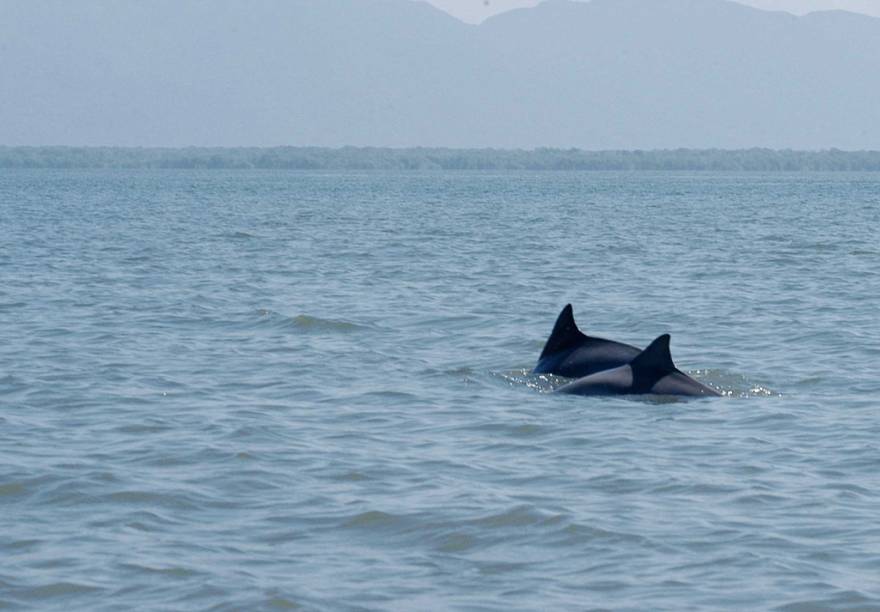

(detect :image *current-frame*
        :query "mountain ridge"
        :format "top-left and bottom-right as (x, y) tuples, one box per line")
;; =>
(1, 0), (878, 148)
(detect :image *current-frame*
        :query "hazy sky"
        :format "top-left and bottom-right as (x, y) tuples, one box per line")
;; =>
(425, 0), (880, 23)
(3, 0), (878, 148)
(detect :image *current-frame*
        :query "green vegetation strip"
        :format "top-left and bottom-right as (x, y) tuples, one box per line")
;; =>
(2, 147), (880, 171)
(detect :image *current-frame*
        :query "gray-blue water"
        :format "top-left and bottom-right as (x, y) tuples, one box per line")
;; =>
(1, 170), (879, 611)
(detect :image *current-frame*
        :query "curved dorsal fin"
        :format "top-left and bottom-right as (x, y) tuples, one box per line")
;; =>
(630, 334), (676, 373)
(539, 304), (589, 359)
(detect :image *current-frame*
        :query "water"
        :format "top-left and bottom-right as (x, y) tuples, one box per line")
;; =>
(1, 170), (879, 611)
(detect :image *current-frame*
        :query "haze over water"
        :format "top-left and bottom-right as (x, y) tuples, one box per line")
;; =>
(2, 169), (879, 610)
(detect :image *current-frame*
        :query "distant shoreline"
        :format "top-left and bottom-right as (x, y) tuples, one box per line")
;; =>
(2, 146), (880, 171)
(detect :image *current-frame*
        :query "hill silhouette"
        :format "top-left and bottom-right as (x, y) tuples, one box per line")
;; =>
(1, 0), (878, 149)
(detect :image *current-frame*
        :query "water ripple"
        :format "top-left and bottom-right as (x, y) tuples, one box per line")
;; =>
(2, 170), (879, 610)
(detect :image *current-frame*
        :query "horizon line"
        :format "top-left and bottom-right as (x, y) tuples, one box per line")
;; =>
(3, 145), (879, 153)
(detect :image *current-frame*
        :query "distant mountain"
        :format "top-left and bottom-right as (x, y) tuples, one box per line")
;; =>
(1, 0), (878, 149)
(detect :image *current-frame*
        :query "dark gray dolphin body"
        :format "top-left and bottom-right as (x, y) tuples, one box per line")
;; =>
(556, 334), (721, 398)
(533, 304), (641, 378)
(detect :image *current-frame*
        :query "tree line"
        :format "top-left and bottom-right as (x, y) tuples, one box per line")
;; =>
(2, 146), (880, 171)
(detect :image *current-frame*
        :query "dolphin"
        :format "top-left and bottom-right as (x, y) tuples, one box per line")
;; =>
(556, 334), (721, 398)
(533, 304), (642, 379)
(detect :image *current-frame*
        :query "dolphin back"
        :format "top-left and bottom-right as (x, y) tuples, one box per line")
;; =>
(533, 305), (641, 378)
(556, 334), (721, 398)
(537, 304), (587, 361)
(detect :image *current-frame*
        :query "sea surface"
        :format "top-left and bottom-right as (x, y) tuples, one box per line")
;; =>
(1, 170), (879, 611)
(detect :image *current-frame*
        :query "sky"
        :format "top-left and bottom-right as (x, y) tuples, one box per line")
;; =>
(424, 0), (880, 23)
(2, 0), (878, 148)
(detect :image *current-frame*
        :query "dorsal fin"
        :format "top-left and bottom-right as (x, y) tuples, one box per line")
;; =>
(539, 304), (589, 359)
(630, 334), (676, 373)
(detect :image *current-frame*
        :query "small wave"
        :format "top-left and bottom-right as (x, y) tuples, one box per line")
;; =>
(688, 369), (779, 398)
(434, 533), (478, 554)
(17, 582), (102, 599)
(220, 231), (258, 240)
(254, 310), (368, 333)
(444, 366), (475, 377)
(329, 470), (371, 483)
(731, 492), (790, 506)
(493, 368), (569, 393)
(776, 590), (877, 611)
(342, 510), (406, 530)
(470, 505), (566, 530)
(549, 523), (650, 548)
(474, 560), (533, 576)
(117, 563), (201, 579)
(264, 597), (301, 610)
(102, 490), (202, 511)
(0, 482), (26, 498)
(468, 421), (549, 439)
(291, 313), (367, 332)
